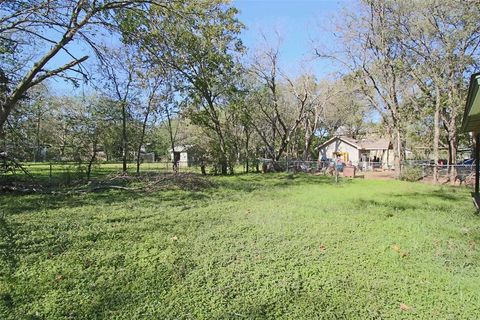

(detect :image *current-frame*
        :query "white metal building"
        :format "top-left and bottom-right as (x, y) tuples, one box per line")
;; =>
(169, 145), (190, 167)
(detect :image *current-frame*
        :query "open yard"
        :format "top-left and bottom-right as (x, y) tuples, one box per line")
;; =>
(1, 174), (480, 319)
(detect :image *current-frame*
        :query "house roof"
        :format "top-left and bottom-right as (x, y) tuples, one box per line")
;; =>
(462, 72), (480, 132)
(317, 136), (391, 151)
(168, 145), (191, 152)
(317, 136), (360, 150)
(357, 138), (391, 150)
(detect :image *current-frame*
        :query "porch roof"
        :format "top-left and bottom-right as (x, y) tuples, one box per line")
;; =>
(462, 72), (480, 132)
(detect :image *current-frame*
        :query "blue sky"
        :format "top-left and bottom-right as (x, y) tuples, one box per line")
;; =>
(234, 0), (347, 78)
(51, 0), (348, 94)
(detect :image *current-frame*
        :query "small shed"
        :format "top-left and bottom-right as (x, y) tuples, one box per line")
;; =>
(169, 145), (190, 168)
(317, 136), (394, 169)
(461, 72), (480, 209)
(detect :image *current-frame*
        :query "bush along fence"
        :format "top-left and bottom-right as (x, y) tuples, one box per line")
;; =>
(401, 161), (475, 184)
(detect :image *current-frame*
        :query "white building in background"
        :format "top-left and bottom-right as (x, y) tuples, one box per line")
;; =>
(169, 145), (190, 167)
(317, 136), (394, 169)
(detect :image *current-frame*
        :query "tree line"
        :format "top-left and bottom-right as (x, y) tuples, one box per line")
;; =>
(1, 0), (479, 180)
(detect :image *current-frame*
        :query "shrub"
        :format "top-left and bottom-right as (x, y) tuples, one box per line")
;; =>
(400, 166), (424, 181)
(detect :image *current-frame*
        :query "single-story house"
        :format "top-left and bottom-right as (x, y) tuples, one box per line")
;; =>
(169, 145), (190, 167)
(461, 72), (480, 209)
(317, 136), (394, 169)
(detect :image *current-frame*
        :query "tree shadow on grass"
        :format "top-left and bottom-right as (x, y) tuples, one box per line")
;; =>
(0, 216), (19, 313)
(390, 188), (465, 201)
(0, 173), (340, 216)
(215, 173), (347, 193)
(0, 217), (203, 319)
(354, 187), (473, 214)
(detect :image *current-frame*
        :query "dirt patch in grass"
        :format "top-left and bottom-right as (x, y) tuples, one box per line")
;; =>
(363, 170), (396, 180)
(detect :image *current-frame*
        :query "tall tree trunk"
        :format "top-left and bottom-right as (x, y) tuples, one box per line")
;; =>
(245, 128), (250, 173)
(446, 84), (459, 185)
(204, 95), (228, 175)
(121, 102), (128, 173)
(448, 135), (457, 184)
(136, 106), (151, 174)
(87, 137), (98, 182)
(433, 85), (441, 184)
(165, 106), (177, 173)
(303, 119), (310, 160)
(0, 128), (5, 152)
(200, 160), (206, 175)
(393, 126), (404, 178)
(35, 109), (41, 162)
(213, 121), (228, 175)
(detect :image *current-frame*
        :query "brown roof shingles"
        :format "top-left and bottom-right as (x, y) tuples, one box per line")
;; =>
(358, 138), (391, 150)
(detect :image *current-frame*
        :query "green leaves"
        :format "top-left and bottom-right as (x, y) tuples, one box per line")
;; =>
(115, 0), (245, 171)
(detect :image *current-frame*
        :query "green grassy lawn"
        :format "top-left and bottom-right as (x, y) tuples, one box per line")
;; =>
(2, 162), (201, 186)
(1, 174), (480, 319)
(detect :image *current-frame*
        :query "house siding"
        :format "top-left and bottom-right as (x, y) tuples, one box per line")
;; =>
(318, 137), (394, 168)
(318, 139), (360, 163)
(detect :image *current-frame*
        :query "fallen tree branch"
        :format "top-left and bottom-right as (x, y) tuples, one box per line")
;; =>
(89, 185), (139, 192)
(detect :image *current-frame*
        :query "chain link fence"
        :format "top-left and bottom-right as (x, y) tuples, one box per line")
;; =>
(2, 157), (477, 189)
(0, 160), (203, 188)
(402, 161), (475, 184)
(260, 159), (392, 174)
(260, 158), (476, 184)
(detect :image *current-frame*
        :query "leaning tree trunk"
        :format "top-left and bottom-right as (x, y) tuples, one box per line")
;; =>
(165, 106), (177, 174)
(87, 134), (98, 181)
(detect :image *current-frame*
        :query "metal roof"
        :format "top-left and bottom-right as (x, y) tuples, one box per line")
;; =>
(462, 72), (480, 132)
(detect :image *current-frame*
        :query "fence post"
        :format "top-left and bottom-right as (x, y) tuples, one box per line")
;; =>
(49, 163), (52, 185)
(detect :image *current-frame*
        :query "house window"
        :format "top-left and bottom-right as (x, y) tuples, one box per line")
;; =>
(333, 151), (349, 162)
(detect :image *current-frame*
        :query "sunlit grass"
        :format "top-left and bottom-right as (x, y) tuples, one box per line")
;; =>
(1, 174), (479, 319)
(2, 162), (202, 186)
